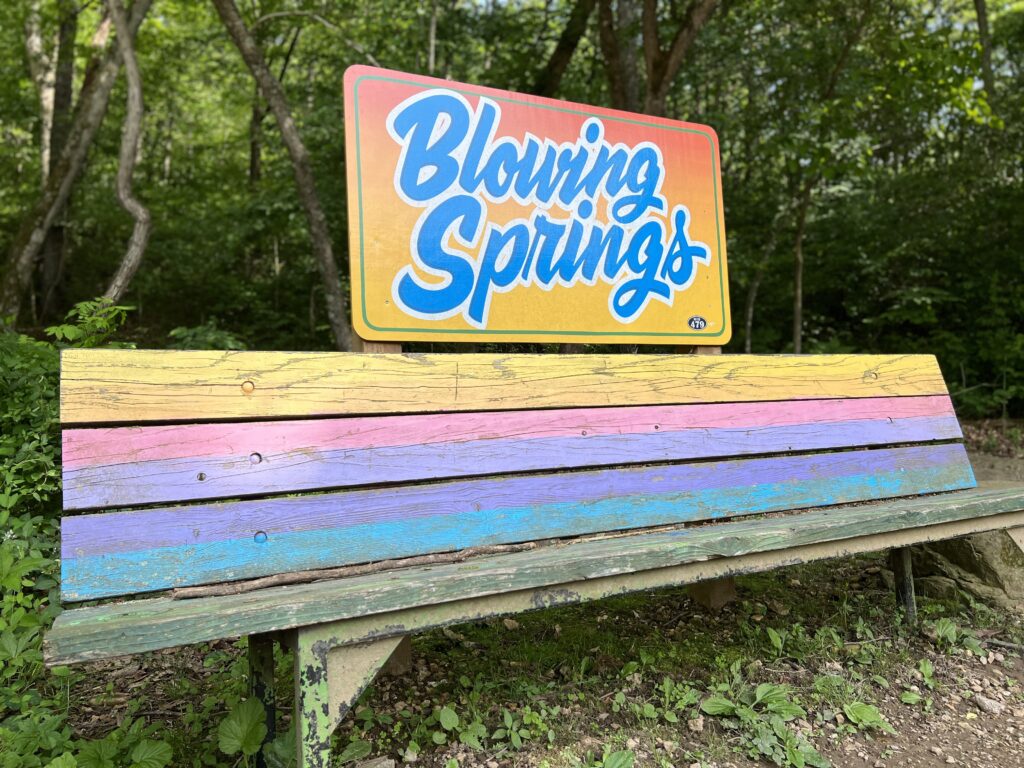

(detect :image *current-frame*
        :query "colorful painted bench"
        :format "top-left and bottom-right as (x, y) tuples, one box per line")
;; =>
(47, 348), (1024, 767)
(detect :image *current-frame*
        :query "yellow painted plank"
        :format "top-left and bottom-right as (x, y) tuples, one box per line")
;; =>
(59, 350), (949, 424)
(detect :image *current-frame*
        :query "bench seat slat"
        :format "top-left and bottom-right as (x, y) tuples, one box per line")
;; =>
(59, 351), (948, 424)
(46, 484), (1024, 665)
(63, 395), (962, 510)
(61, 443), (975, 601)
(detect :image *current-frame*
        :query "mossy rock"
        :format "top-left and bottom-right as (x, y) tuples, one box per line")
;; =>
(912, 532), (1024, 612)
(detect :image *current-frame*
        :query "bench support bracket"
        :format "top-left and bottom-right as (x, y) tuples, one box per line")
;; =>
(890, 547), (917, 624)
(293, 625), (405, 768)
(249, 633), (277, 768)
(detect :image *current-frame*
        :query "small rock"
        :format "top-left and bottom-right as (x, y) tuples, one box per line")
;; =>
(930, 746), (943, 755)
(688, 715), (705, 733)
(502, 618), (520, 630)
(974, 694), (1005, 716)
(945, 758), (956, 765)
(356, 759), (395, 768)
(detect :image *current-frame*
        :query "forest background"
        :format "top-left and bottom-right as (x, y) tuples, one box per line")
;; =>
(1, 1), (1023, 765)
(2, 0), (1022, 416)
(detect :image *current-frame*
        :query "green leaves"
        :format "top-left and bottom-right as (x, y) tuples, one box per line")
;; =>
(43, 756), (78, 768)
(918, 658), (935, 689)
(767, 627), (785, 655)
(129, 740), (173, 768)
(842, 702), (895, 734)
(700, 695), (737, 716)
(438, 705), (459, 731)
(76, 739), (118, 768)
(602, 751), (635, 768)
(218, 698), (268, 757)
(932, 618), (958, 646)
(338, 740), (372, 763)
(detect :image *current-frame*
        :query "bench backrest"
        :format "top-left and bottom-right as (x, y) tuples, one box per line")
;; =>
(59, 350), (974, 602)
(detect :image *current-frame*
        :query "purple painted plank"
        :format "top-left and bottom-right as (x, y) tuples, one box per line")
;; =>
(62, 395), (961, 509)
(62, 443), (973, 560)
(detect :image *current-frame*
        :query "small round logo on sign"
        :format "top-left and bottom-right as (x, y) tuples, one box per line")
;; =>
(688, 315), (707, 330)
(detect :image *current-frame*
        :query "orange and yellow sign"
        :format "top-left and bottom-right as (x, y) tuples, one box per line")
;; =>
(344, 66), (730, 345)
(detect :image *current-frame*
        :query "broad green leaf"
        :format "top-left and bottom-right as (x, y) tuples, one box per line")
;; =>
(933, 618), (957, 644)
(129, 741), (173, 768)
(218, 698), (268, 757)
(701, 695), (737, 716)
(338, 740), (372, 763)
(603, 750), (635, 768)
(44, 756), (77, 768)
(130, 740), (173, 768)
(439, 705), (459, 731)
(77, 740), (118, 768)
(843, 702), (896, 734)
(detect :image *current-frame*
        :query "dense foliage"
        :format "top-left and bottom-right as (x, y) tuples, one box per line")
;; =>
(0, 0), (1020, 414)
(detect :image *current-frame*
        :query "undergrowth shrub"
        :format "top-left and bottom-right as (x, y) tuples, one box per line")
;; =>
(0, 301), (179, 767)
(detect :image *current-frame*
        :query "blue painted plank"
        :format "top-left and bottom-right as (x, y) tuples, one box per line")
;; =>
(61, 444), (975, 600)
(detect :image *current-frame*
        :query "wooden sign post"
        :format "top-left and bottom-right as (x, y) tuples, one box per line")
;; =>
(344, 66), (731, 346)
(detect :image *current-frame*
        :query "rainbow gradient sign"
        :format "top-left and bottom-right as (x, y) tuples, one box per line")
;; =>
(344, 66), (730, 344)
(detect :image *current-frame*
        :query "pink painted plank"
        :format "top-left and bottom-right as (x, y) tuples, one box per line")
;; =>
(63, 395), (954, 468)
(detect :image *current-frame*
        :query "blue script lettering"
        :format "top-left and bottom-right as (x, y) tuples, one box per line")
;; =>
(385, 89), (712, 327)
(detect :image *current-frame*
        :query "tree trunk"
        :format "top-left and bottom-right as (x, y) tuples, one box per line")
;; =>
(211, 0), (353, 352)
(641, 0), (720, 117)
(103, 0), (152, 302)
(973, 0), (995, 97)
(791, 182), (813, 354)
(0, 0), (152, 322)
(427, 0), (438, 75)
(40, 0), (79, 318)
(742, 203), (790, 353)
(532, 0), (597, 97)
(249, 91), (264, 185)
(24, 0), (55, 187)
(597, 0), (643, 112)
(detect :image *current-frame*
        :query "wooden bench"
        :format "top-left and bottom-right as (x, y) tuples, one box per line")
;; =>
(48, 348), (1024, 767)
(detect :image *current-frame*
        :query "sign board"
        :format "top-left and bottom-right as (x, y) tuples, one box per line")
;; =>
(344, 65), (730, 345)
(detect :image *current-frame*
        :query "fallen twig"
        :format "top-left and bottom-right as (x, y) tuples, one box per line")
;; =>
(982, 638), (1024, 652)
(171, 541), (542, 599)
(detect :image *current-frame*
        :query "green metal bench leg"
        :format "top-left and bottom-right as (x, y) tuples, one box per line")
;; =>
(249, 633), (277, 768)
(293, 625), (404, 768)
(890, 547), (917, 624)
